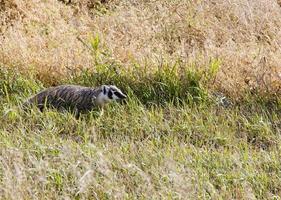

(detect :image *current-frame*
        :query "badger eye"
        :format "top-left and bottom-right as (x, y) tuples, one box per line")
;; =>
(103, 86), (106, 94)
(114, 91), (123, 99)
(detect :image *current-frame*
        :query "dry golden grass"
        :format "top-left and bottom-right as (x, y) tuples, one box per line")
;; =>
(0, 0), (280, 97)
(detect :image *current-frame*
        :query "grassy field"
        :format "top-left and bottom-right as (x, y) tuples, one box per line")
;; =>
(0, 63), (280, 199)
(0, 0), (281, 199)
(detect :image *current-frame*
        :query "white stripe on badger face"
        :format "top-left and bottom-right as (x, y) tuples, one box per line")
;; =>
(96, 85), (126, 105)
(109, 85), (126, 100)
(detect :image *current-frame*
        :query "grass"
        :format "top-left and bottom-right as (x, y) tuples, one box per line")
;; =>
(0, 0), (280, 96)
(0, 65), (280, 199)
(0, 0), (281, 199)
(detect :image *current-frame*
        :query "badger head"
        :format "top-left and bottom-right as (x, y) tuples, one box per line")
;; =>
(96, 85), (126, 105)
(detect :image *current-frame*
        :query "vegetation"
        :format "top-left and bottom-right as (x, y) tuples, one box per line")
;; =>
(0, 0), (280, 199)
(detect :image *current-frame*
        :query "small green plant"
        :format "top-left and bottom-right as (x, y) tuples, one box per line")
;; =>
(208, 58), (221, 79)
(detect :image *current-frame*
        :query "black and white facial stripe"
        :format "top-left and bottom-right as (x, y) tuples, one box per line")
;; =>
(115, 90), (126, 99)
(103, 85), (126, 100)
(108, 90), (113, 99)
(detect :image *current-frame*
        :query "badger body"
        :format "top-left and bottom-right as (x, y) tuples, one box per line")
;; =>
(23, 84), (126, 114)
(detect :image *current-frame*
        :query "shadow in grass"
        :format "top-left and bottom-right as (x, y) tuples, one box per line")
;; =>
(68, 61), (210, 107)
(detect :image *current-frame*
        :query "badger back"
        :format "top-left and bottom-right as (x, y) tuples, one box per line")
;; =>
(22, 86), (57, 110)
(71, 86), (103, 112)
(23, 85), (99, 112)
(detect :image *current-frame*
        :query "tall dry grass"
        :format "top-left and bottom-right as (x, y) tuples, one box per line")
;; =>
(0, 0), (280, 98)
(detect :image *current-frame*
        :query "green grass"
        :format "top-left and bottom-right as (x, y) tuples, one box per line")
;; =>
(0, 65), (280, 199)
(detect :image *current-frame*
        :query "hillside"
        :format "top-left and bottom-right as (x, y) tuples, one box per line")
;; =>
(0, 0), (280, 199)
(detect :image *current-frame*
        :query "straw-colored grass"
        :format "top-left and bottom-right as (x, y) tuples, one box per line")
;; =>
(0, 0), (280, 97)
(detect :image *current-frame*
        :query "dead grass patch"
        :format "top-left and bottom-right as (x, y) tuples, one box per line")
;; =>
(0, 0), (280, 98)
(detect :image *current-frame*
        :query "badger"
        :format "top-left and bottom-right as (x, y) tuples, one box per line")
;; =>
(22, 84), (126, 115)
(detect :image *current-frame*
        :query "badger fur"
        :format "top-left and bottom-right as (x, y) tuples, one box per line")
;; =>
(22, 84), (126, 115)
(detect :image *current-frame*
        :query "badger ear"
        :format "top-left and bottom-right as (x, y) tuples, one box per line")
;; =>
(103, 85), (107, 94)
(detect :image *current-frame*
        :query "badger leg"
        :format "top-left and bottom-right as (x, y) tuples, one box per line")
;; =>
(73, 107), (81, 119)
(37, 103), (46, 112)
